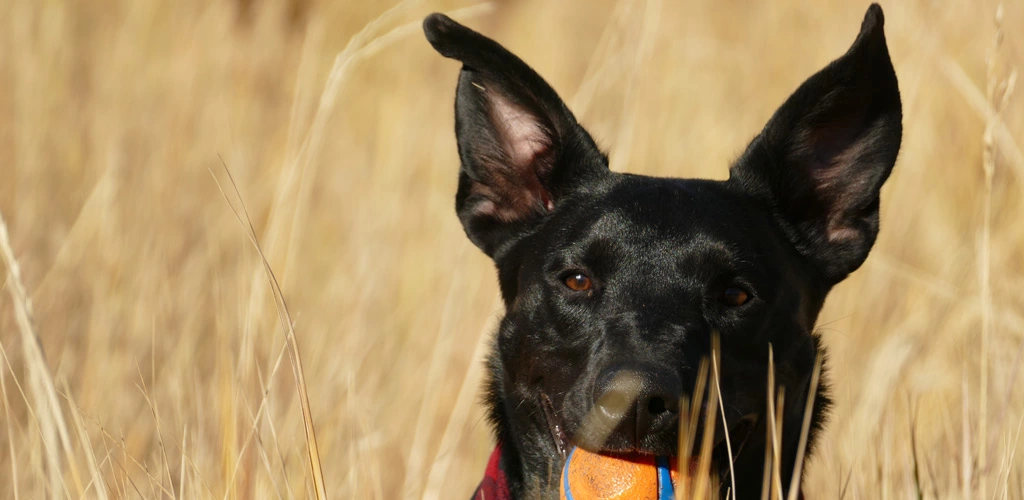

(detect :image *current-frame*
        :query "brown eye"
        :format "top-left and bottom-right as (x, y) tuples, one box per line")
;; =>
(721, 286), (750, 307)
(564, 273), (592, 292)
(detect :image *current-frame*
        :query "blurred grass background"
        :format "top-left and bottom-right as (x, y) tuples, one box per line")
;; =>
(1, 0), (1023, 497)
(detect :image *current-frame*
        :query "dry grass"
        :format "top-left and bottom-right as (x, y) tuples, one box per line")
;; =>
(1, 0), (1023, 497)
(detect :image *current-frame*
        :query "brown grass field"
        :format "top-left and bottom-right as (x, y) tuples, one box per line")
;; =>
(1, 0), (1023, 498)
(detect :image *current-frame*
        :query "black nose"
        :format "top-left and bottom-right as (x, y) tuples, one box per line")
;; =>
(593, 364), (681, 447)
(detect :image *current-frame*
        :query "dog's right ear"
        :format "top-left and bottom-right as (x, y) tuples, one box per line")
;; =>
(424, 14), (608, 258)
(729, 4), (902, 285)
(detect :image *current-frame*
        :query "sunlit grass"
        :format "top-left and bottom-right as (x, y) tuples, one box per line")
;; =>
(0, 0), (1022, 497)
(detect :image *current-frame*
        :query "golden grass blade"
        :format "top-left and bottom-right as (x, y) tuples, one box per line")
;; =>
(0, 209), (84, 499)
(237, 390), (287, 500)
(760, 348), (774, 500)
(58, 392), (176, 498)
(770, 389), (785, 500)
(710, 334), (737, 500)
(133, 362), (175, 498)
(692, 353), (720, 500)
(763, 345), (782, 500)
(687, 359), (710, 463)
(961, 372), (973, 500)
(253, 347), (297, 499)
(1, 350), (20, 500)
(979, 6), (1017, 497)
(977, 7), (998, 497)
(677, 392), (692, 500)
(785, 354), (822, 500)
(677, 358), (708, 500)
(906, 397), (927, 499)
(179, 425), (187, 500)
(997, 412), (1024, 499)
(209, 162), (327, 500)
(226, 323), (291, 496)
(933, 47), (1024, 193)
(60, 378), (110, 500)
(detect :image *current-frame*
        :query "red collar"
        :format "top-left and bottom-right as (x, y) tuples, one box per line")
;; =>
(472, 444), (511, 500)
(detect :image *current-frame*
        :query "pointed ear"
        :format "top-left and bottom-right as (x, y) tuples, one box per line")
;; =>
(424, 13), (609, 257)
(729, 4), (902, 284)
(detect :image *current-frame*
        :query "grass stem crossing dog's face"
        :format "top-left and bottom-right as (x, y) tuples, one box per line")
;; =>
(424, 4), (901, 498)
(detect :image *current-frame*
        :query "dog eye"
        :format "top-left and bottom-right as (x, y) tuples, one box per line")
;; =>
(720, 286), (750, 307)
(563, 272), (592, 292)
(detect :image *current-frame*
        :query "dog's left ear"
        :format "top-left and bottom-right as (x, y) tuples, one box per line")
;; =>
(729, 3), (902, 285)
(424, 13), (609, 258)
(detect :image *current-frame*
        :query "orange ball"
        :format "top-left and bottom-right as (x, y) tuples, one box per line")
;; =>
(559, 447), (676, 500)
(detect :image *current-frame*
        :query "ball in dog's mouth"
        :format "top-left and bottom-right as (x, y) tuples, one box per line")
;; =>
(559, 446), (679, 500)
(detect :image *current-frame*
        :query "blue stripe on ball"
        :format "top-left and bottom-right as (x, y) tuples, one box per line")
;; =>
(656, 455), (674, 500)
(562, 447), (577, 500)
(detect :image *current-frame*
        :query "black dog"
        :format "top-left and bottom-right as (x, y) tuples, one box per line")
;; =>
(423, 4), (900, 499)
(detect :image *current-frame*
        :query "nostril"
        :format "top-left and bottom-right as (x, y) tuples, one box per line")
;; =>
(647, 397), (666, 415)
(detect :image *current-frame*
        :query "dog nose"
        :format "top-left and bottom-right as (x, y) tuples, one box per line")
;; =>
(593, 364), (681, 446)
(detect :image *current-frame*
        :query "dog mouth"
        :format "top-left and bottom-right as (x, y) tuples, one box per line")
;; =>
(540, 392), (760, 465)
(688, 410), (760, 459)
(540, 394), (570, 460)
(724, 413), (760, 459)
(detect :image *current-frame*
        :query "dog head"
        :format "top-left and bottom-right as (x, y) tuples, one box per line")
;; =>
(425, 4), (900, 497)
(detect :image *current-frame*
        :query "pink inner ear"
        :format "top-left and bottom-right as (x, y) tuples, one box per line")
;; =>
(489, 92), (552, 171)
(805, 124), (886, 245)
(464, 89), (556, 220)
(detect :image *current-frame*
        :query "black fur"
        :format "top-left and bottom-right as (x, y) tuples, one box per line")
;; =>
(424, 5), (900, 498)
